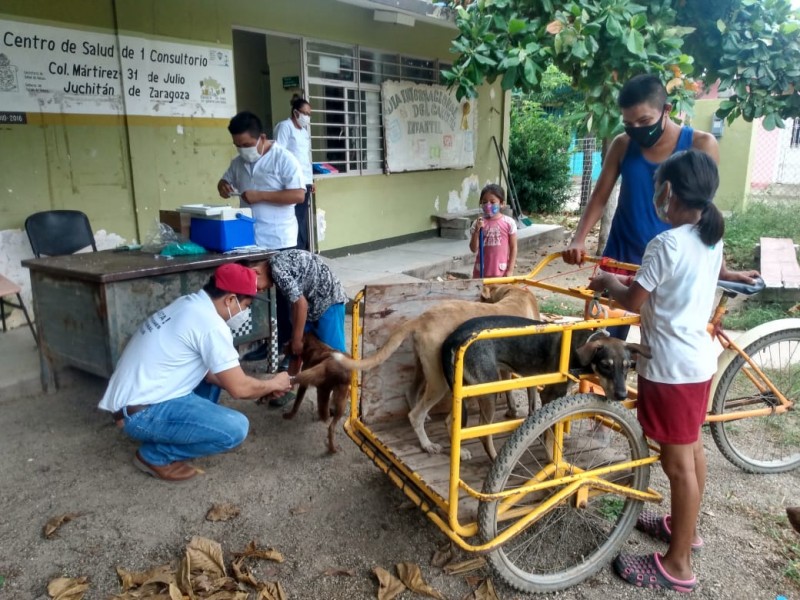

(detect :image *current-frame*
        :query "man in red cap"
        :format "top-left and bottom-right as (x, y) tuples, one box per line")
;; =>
(98, 263), (292, 482)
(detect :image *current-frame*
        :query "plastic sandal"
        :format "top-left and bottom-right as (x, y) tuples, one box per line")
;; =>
(614, 552), (697, 593)
(636, 510), (704, 551)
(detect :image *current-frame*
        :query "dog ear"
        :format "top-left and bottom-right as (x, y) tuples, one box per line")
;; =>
(575, 340), (600, 366)
(480, 285), (499, 302)
(625, 342), (652, 359)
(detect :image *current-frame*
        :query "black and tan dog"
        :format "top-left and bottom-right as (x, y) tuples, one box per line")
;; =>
(441, 315), (651, 460)
(333, 284), (540, 456)
(280, 333), (351, 454)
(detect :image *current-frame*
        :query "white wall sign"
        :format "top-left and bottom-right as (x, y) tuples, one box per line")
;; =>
(0, 17), (235, 118)
(382, 80), (476, 173)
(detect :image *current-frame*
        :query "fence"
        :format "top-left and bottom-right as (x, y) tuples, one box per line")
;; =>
(749, 117), (800, 200)
(565, 137), (602, 213)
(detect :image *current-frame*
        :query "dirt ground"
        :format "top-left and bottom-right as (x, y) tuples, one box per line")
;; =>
(1, 238), (798, 600)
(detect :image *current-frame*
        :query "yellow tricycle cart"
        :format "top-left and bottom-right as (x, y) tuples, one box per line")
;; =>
(343, 253), (799, 594)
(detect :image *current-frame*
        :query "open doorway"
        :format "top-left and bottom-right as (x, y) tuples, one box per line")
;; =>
(232, 29), (303, 136)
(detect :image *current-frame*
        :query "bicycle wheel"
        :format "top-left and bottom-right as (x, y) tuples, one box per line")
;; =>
(710, 328), (800, 474)
(478, 394), (651, 594)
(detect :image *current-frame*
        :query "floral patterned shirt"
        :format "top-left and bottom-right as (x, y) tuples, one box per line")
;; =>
(268, 250), (347, 321)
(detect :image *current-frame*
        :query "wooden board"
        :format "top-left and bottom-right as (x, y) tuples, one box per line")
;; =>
(359, 280), (484, 423)
(760, 237), (800, 290)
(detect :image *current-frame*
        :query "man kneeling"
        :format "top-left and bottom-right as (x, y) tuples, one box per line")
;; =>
(98, 263), (292, 481)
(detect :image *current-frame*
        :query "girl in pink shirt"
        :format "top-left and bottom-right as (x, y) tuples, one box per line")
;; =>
(469, 184), (518, 278)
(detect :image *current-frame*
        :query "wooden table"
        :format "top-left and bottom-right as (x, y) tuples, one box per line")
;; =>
(22, 250), (277, 392)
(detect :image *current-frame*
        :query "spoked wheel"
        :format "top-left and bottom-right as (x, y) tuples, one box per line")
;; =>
(478, 394), (651, 594)
(710, 328), (800, 474)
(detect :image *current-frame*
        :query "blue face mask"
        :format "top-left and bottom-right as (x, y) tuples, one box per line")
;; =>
(482, 203), (500, 217)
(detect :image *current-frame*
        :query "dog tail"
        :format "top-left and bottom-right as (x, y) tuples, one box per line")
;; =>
(332, 319), (417, 371)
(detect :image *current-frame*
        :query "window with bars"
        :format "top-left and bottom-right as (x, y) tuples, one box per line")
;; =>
(305, 40), (451, 176)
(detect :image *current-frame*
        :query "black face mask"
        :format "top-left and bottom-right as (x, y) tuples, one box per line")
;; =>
(625, 107), (666, 149)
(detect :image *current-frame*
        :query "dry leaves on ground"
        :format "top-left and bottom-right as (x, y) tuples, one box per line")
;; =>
(47, 576), (89, 600)
(396, 562), (446, 600)
(373, 566), (405, 600)
(43, 513), (81, 539)
(206, 503), (241, 522)
(111, 537), (284, 599)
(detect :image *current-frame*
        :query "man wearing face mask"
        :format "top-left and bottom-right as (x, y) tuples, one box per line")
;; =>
(563, 74), (757, 340)
(564, 74), (719, 269)
(98, 264), (293, 482)
(217, 111), (305, 372)
(217, 111), (305, 250)
(273, 96), (314, 252)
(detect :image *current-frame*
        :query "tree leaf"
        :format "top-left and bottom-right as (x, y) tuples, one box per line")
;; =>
(396, 562), (446, 600)
(43, 513), (82, 539)
(373, 567), (405, 600)
(185, 536), (226, 578)
(508, 18), (526, 35)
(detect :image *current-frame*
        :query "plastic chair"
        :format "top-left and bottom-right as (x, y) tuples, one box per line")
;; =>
(24, 210), (97, 258)
(0, 274), (37, 345)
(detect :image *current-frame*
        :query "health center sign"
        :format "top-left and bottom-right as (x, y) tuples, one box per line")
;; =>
(0, 16), (235, 121)
(382, 80), (476, 173)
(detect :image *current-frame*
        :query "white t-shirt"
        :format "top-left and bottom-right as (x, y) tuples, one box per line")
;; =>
(273, 118), (312, 184)
(98, 291), (240, 413)
(221, 143), (305, 249)
(634, 224), (723, 383)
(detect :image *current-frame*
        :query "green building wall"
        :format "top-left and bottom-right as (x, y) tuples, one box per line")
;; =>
(693, 99), (755, 213)
(0, 0), (505, 252)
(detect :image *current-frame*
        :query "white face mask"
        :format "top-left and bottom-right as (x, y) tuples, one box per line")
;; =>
(652, 181), (671, 223)
(237, 138), (261, 163)
(226, 298), (251, 332)
(296, 113), (311, 128)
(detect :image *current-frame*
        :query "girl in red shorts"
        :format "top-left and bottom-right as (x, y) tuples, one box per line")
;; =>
(589, 149), (726, 593)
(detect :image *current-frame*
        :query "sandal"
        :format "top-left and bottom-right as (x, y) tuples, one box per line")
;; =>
(614, 552), (697, 593)
(636, 510), (704, 551)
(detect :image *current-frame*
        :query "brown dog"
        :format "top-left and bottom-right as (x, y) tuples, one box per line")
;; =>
(333, 284), (539, 456)
(282, 333), (351, 454)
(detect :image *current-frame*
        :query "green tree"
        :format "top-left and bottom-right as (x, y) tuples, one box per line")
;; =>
(509, 101), (573, 213)
(443, 0), (800, 133)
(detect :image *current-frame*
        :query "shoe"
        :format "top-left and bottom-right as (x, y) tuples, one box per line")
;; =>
(269, 390), (296, 408)
(132, 451), (197, 482)
(635, 510), (704, 551)
(614, 553), (696, 593)
(242, 343), (268, 362)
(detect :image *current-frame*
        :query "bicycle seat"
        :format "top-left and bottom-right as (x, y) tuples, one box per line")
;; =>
(717, 276), (765, 296)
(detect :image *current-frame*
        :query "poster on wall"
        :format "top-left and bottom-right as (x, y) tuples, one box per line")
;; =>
(381, 80), (476, 173)
(0, 16), (236, 119)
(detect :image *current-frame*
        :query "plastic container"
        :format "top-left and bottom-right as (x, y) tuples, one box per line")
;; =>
(188, 211), (256, 252)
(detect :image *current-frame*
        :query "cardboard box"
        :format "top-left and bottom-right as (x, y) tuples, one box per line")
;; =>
(159, 210), (191, 239)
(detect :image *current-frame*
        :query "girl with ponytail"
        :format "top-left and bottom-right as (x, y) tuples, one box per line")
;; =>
(588, 149), (758, 593)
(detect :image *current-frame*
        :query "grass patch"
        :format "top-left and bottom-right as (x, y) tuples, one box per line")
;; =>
(538, 297), (584, 317)
(721, 199), (798, 329)
(723, 300), (797, 330)
(596, 496), (625, 521)
(725, 200), (798, 270)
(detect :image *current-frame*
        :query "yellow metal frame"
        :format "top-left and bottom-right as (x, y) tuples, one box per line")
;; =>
(343, 252), (794, 553)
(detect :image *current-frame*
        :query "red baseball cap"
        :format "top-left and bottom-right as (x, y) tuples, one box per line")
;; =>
(215, 263), (257, 296)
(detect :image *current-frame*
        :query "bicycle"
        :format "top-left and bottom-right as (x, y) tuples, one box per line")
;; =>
(345, 253), (799, 594)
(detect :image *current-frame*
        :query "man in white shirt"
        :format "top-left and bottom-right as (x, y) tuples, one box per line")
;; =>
(98, 263), (292, 482)
(217, 111), (305, 367)
(217, 111), (305, 249)
(273, 96), (314, 251)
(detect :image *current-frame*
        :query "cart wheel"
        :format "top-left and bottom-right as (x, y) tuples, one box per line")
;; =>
(478, 393), (650, 594)
(710, 328), (800, 474)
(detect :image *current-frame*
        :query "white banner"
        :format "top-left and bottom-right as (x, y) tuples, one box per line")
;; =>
(0, 17), (235, 118)
(382, 80), (476, 173)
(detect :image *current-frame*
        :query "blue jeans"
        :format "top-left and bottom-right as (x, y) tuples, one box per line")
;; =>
(122, 381), (248, 465)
